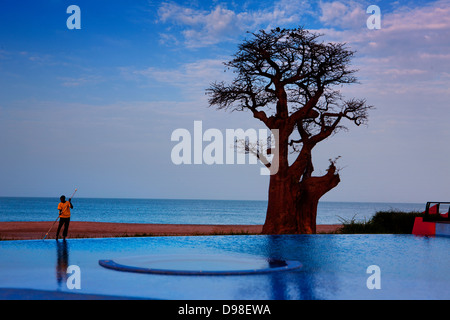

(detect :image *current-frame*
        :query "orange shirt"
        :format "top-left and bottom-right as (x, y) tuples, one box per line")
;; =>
(58, 201), (71, 218)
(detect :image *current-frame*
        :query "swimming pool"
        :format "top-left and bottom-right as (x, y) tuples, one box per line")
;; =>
(0, 234), (448, 299)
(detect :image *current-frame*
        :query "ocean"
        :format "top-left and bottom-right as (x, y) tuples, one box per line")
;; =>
(0, 197), (426, 225)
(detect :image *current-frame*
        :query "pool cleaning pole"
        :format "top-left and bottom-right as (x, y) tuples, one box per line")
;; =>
(42, 216), (60, 241)
(42, 188), (77, 241)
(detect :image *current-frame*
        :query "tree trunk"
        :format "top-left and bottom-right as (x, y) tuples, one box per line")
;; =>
(296, 195), (320, 234)
(262, 164), (340, 234)
(262, 174), (300, 234)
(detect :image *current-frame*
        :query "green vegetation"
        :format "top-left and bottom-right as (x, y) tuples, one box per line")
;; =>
(338, 210), (425, 234)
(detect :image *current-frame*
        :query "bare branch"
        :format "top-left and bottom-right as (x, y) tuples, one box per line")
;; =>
(206, 26), (373, 182)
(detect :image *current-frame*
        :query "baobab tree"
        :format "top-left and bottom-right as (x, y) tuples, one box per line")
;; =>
(207, 27), (373, 234)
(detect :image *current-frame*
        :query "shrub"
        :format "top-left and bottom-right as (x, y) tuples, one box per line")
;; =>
(339, 210), (424, 234)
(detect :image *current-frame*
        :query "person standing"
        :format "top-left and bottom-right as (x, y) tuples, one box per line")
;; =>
(56, 195), (73, 241)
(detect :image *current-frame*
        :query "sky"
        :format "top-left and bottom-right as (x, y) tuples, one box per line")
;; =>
(0, 0), (449, 203)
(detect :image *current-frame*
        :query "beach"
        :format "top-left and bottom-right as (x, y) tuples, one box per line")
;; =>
(0, 221), (342, 240)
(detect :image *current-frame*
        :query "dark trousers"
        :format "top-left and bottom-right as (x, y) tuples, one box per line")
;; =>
(56, 217), (70, 239)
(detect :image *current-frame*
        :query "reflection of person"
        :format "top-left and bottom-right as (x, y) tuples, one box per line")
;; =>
(56, 195), (73, 241)
(56, 241), (69, 288)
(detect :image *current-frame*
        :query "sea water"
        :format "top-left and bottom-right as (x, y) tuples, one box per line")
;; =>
(0, 197), (425, 225)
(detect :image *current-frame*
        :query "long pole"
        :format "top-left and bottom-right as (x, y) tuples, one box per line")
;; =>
(69, 188), (78, 200)
(42, 216), (60, 241)
(42, 188), (77, 241)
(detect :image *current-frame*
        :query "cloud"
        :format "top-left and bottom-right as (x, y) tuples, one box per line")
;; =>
(121, 58), (233, 98)
(156, 0), (311, 47)
(312, 0), (450, 95)
(381, 1), (450, 32)
(157, 3), (242, 47)
(319, 0), (367, 29)
(59, 75), (104, 87)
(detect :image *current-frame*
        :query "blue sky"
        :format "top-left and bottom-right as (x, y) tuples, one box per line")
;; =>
(0, 0), (449, 203)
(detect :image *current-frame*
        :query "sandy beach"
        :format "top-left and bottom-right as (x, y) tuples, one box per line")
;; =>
(0, 221), (342, 240)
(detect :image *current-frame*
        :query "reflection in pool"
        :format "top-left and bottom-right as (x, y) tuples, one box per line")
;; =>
(0, 234), (449, 299)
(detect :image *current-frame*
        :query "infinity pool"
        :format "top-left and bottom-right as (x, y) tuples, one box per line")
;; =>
(0, 234), (449, 299)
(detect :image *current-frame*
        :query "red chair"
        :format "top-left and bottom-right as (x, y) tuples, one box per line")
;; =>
(423, 204), (448, 218)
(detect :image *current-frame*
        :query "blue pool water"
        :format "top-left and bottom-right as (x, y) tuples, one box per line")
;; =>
(0, 234), (448, 299)
(0, 197), (426, 225)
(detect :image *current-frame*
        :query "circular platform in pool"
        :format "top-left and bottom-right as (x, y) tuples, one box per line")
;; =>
(98, 254), (302, 275)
